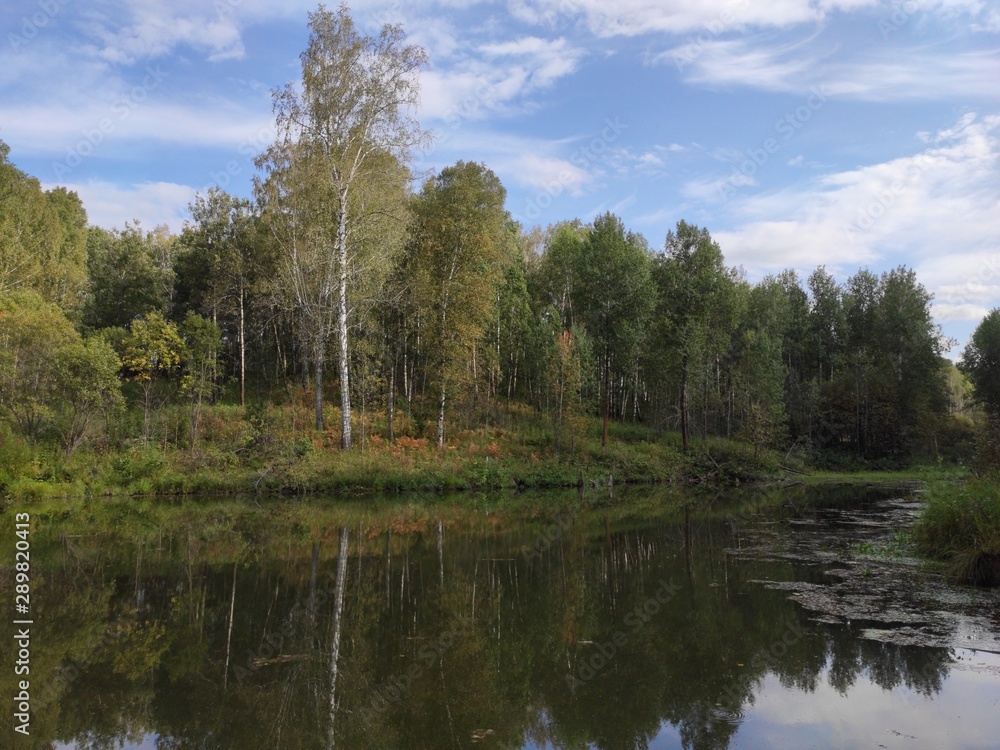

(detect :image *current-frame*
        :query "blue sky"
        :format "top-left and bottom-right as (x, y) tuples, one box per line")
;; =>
(1, 0), (998, 354)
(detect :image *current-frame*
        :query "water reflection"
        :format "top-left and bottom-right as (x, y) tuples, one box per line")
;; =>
(2, 485), (994, 749)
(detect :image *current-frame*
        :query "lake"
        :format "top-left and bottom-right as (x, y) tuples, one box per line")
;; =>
(4, 483), (999, 749)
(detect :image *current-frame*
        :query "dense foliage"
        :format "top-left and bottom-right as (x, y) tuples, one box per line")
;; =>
(0, 7), (974, 489)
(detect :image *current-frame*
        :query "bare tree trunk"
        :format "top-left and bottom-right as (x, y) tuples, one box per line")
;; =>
(239, 281), (246, 407)
(315, 351), (325, 432)
(327, 527), (349, 748)
(437, 380), (446, 449)
(223, 561), (237, 690)
(602, 355), (610, 447)
(336, 192), (352, 451)
(680, 358), (689, 451)
(387, 359), (395, 442)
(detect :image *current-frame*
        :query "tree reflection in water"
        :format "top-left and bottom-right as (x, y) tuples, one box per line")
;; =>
(0, 486), (967, 750)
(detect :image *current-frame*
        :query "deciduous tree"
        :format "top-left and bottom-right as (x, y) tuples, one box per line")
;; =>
(256, 4), (427, 446)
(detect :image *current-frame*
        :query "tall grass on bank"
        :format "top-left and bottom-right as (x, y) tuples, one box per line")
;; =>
(0, 401), (796, 500)
(912, 479), (1000, 587)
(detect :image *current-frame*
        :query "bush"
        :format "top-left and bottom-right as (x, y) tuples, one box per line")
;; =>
(112, 446), (168, 485)
(912, 479), (1000, 586)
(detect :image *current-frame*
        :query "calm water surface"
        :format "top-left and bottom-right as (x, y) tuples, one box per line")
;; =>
(4, 484), (999, 749)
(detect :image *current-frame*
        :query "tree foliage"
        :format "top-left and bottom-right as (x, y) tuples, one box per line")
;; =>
(407, 161), (513, 446)
(256, 3), (426, 444)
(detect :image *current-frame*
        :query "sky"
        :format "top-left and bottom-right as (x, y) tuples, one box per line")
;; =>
(1, 0), (998, 355)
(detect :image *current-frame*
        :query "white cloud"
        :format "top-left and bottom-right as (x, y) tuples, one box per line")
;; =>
(664, 35), (1000, 102)
(509, 0), (823, 36)
(605, 144), (686, 178)
(510, 153), (589, 195)
(43, 180), (198, 232)
(79, 0), (246, 64)
(932, 302), (991, 322)
(714, 114), (1000, 280)
(683, 172), (756, 201)
(417, 36), (583, 123)
(511, 0), (997, 36)
(3, 98), (275, 168)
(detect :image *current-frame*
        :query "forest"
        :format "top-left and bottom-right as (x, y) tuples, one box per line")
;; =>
(0, 6), (988, 500)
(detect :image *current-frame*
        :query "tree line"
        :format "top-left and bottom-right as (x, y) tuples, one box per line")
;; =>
(0, 6), (970, 468)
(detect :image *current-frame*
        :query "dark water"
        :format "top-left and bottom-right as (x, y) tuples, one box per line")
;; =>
(3, 484), (1000, 749)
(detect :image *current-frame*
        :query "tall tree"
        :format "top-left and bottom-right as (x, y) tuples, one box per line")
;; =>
(175, 189), (262, 406)
(962, 309), (1000, 414)
(179, 312), (222, 449)
(407, 161), (513, 447)
(256, 4), (427, 446)
(0, 291), (81, 439)
(0, 143), (88, 311)
(0, 291), (121, 452)
(574, 213), (654, 446)
(653, 221), (740, 450)
(83, 224), (173, 331)
(120, 312), (185, 444)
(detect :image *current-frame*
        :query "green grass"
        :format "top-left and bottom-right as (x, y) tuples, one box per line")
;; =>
(911, 478), (1000, 586)
(794, 463), (967, 487)
(0, 402), (949, 502)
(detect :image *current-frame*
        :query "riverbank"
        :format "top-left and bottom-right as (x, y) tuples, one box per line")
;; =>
(1, 404), (788, 500)
(1, 402), (968, 502)
(912, 478), (1000, 587)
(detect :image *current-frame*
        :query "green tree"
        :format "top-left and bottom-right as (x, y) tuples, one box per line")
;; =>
(573, 213), (654, 446)
(960, 309), (1000, 474)
(52, 337), (123, 459)
(0, 143), (88, 312)
(652, 221), (740, 450)
(535, 221), (586, 330)
(179, 311), (222, 448)
(962, 309), (1000, 413)
(734, 278), (790, 457)
(175, 189), (262, 406)
(0, 291), (80, 439)
(0, 291), (121, 454)
(408, 161), (513, 447)
(83, 224), (172, 330)
(121, 312), (185, 443)
(256, 4), (427, 445)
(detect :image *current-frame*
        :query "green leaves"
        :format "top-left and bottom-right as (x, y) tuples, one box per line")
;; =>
(407, 161), (513, 444)
(83, 224), (173, 331)
(962, 308), (1000, 414)
(0, 142), (88, 310)
(0, 290), (122, 454)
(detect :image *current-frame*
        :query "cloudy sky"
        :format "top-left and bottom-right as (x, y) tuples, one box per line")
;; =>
(2, 0), (998, 353)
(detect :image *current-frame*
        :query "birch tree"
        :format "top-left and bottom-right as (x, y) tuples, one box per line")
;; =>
(653, 221), (740, 450)
(175, 189), (259, 406)
(573, 213), (654, 447)
(408, 161), (512, 447)
(255, 4), (427, 445)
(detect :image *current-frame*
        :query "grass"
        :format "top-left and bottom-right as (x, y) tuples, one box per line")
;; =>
(0, 400), (958, 502)
(911, 477), (1000, 587)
